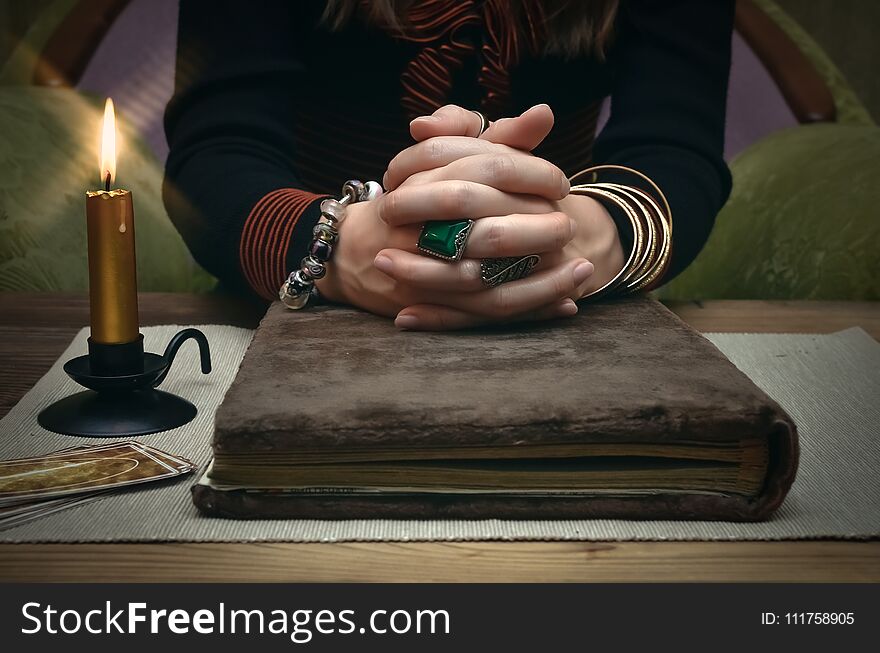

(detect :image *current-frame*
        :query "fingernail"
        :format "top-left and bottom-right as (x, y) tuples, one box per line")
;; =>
(374, 254), (393, 273)
(557, 299), (578, 316)
(568, 217), (577, 237)
(395, 314), (419, 330)
(411, 116), (440, 124)
(573, 260), (594, 284)
(522, 103), (550, 116)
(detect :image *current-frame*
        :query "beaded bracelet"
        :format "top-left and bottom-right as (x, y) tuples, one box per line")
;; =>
(279, 179), (382, 309)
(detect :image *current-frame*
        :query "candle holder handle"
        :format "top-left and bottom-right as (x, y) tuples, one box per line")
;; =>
(153, 328), (212, 388)
(37, 327), (214, 438)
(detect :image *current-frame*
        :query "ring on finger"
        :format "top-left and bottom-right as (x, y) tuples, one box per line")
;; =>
(470, 110), (489, 136)
(480, 255), (541, 287)
(417, 219), (474, 261)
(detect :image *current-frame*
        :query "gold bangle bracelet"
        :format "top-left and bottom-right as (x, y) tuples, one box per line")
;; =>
(569, 164), (673, 232)
(569, 186), (644, 301)
(590, 183), (670, 291)
(590, 184), (659, 290)
(577, 186), (652, 290)
(615, 185), (672, 291)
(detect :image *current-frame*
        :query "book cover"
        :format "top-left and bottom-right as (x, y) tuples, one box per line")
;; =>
(193, 298), (798, 521)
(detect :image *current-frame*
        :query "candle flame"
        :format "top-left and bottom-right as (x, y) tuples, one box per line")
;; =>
(100, 98), (116, 187)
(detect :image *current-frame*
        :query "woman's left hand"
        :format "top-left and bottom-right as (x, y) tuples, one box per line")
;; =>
(379, 104), (625, 330)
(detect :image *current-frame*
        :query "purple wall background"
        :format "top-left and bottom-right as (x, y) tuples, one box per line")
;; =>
(78, 0), (799, 166)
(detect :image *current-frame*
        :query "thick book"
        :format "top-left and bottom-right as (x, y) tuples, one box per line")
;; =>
(192, 298), (798, 521)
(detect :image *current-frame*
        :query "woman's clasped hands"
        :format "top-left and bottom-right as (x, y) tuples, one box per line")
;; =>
(315, 104), (625, 330)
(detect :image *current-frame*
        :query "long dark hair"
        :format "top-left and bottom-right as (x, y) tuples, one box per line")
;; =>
(323, 0), (620, 58)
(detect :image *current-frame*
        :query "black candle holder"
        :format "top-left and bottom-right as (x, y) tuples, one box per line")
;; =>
(37, 328), (212, 437)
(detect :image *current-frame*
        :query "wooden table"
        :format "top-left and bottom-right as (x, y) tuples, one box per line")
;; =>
(1, 293), (878, 582)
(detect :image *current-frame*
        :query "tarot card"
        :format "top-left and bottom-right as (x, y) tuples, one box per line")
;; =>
(0, 442), (191, 507)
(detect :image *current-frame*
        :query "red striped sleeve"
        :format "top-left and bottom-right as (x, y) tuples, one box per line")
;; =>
(239, 189), (326, 300)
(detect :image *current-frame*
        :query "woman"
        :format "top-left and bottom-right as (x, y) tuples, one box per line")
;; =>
(164, 0), (733, 330)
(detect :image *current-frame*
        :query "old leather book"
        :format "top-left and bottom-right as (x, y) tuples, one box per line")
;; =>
(192, 298), (798, 520)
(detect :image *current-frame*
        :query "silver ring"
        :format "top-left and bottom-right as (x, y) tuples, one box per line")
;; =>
(471, 110), (489, 136)
(480, 255), (541, 287)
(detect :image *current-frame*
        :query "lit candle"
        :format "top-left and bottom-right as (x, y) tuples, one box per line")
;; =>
(86, 98), (139, 345)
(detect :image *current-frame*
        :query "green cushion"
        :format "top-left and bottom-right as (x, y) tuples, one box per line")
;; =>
(0, 87), (215, 292)
(659, 123), (880, 300)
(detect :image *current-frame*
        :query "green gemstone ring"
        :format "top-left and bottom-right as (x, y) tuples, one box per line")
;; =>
(417, 219), (474, 261)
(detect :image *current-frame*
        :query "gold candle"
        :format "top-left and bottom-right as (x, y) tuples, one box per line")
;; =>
(86, 98), (139, 344)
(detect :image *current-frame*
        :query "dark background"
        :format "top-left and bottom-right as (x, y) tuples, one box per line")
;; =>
(2, 0), (878, 120)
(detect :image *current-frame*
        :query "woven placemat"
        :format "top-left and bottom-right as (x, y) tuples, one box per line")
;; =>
(0, 324), (877, 542)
